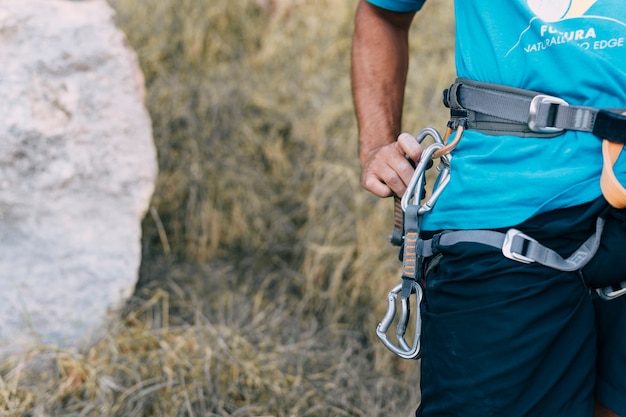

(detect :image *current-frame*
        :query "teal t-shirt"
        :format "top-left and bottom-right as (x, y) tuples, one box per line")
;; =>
(367, 0), (626, 230)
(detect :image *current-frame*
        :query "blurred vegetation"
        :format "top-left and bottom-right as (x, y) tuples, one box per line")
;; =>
(0, 0), (454, 415)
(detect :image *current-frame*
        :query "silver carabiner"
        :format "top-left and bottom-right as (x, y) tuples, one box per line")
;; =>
(400, 126), (454, 214)
(375, 282), (423, 360)
(401, 141), (445, 212)
(419, 160), (451, 215)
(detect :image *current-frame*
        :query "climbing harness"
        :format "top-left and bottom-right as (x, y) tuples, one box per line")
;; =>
(443, 78), (626, 141)
(376, 78), (626, 359)
(442, 78), (626, 300)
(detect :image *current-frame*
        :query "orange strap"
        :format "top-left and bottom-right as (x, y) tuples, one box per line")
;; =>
(600, 112), (626, 208)
(600, 139), (626, 208)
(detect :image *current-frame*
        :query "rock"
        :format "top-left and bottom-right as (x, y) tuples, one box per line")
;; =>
(0, 0), (157, 351)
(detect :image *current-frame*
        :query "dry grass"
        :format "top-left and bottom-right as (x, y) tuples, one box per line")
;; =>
(0, 0), (455, 415)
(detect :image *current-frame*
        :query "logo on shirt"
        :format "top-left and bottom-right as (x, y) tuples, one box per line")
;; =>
(506, 0), (625, 56)
(527, 0), (597, 22)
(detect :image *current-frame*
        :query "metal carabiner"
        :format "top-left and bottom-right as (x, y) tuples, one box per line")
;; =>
(418, 162), (451, 215)
(400, 125), (457, 215)
(375, 281), (423, 360)
(401, 141), (445, 212)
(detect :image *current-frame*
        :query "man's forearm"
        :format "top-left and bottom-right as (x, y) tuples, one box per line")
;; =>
(351, 1), (415, 165)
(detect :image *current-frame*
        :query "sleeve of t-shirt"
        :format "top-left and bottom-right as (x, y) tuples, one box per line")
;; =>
(366, 0), (426, 12)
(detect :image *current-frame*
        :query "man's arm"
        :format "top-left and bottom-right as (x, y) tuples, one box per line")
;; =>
(351, 0), (422, 198)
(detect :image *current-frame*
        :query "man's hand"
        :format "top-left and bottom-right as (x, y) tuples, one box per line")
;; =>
(360, 133), (423, 198)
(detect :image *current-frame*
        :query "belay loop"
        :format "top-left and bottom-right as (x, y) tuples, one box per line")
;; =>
(376, 126), (460, 360)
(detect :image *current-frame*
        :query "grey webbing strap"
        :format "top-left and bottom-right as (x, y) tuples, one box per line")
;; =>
(445, 78), (626, 141)
(420, 216), (605, 272)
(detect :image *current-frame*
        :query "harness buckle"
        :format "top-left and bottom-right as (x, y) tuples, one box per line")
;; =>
(502, 228), (537, 264)
(596, 282), (626, 300)
(528, 94), (569, 133)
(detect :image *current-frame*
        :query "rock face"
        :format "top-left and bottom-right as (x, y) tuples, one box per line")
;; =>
(0, 0), (157, 350)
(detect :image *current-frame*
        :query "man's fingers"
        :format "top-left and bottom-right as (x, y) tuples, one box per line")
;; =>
(360, 133), (426, 198)
(396, 133), (423, 165)
(361, 158), (413, 197)
(361, 173), (394, 198)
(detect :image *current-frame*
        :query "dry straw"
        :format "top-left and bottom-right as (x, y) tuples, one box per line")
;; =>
(0, 0), (455, 415)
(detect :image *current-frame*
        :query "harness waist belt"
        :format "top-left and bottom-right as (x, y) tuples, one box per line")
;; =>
(417, 216), (626, 300)
(443, 78), (626, 208)
(420, 216), (605, 272)
(444, 78), (626, 142)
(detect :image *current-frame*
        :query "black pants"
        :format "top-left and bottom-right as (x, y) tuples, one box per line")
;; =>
(417, 198), (626, 417)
